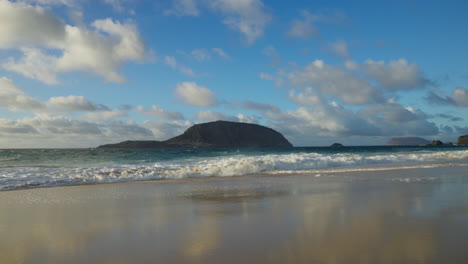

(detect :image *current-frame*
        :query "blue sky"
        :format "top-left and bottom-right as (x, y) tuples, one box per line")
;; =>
(0, 0), (467, 147)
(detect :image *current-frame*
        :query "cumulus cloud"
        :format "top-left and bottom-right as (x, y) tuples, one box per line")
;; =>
(363, 59), (429, 90)
(208, 0), (271, 44)
(0, 1), (65, 48)
(426, 87), (468, 107)
(174, 82), (217, 107)
(357, 103), (438, 136)
(142, 120), (191, 140)
(22, 115), (103, 135)
(3, 48), (59, 85)
(137, 105), (185, 121)
(288, 60), (384, 105)
(0, 77), (45, 111)
(0, 118), (38, 135)
(164, 0), (200, 17)
(55, 19), (146, 83)
(1, 1), (148, 83)
(0, 115), (160, 148)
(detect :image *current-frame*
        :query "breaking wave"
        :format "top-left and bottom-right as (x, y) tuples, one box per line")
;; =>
(1, 149), (468, 191)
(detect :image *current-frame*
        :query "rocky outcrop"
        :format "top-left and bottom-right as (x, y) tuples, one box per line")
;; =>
(330, 143), (343, 148)
(427, 140), (444, 146)
(386, 137), (430, 146)
(98, 121), (293, 148)
(457, 135), (468, 145)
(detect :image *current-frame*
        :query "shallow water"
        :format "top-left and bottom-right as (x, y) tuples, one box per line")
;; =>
(1, 146), (468, 191)
(1, 166), (467, 263)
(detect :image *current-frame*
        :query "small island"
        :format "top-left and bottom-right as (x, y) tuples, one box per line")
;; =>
(330, 143), (344, 148)
(98, 120), (293, 148)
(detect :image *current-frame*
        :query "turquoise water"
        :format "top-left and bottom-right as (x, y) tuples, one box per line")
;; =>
(1, 146), (467, 191)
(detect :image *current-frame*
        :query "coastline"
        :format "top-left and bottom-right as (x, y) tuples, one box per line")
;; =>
(1, 165), (468, 263)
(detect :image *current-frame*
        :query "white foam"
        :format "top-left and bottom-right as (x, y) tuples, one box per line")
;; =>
(1, 150), (468, 190)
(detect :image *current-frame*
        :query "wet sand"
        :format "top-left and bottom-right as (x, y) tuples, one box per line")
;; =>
(1, 165), (468, 264)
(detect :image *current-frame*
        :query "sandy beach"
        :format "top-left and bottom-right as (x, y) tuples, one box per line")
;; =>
(1, 165), (468, 264)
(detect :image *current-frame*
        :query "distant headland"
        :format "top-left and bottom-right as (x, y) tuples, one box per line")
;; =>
(387, 136), (468, 146)
(98, 120), (293, 148)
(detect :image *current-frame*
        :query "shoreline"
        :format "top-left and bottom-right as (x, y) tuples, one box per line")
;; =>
(2, 161), (468, 193)
(1, 164), (468, 263)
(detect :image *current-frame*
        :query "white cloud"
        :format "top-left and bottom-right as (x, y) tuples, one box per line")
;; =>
(212, 48), (230, 59)
(208, 0), (271, 44)
(3, 48), (59, 85)
(426, 87), (468, 107)
(0, 1), (66, 48)
(0, 77), (24, 95)
(287, 10), (319, 38)
(0, 77), (45, 111)
(363, 59), (429, 90)
(178, 66), (195, 76)
(19, 0), (75, 6)
(174, 82), (217, 107)
(357, 103), (438, 136)
(195, 110), (257, 123)
(137, 105), (185, 121)
(287, 10), (347, 39)
(81, 110), (127, 121)
(453, 87), (468, 107)
(259, 72), (283, 86)
(0, 115), (160, 148)
(47, 95), (109, 111)
(262, 45), (281, 66)
(103, 0), (133, 13)
(259, 72), (275, 81)
(164, 55), (195, 76)
(142, 120), (191, 140)
(329, 40), (349, 59)
(0, 118), (38, 135)
(1, 1), (148, 83)
(191, 49), (211, 61)
(164, 0), (200, 17)
(195, 110), (233, 122)
(165, 56), (177, 69)
(56, 19), (146, 83)
(288, 59), (384, 105)
(344, 60), (358, 70)
(22, 114), (103, 135)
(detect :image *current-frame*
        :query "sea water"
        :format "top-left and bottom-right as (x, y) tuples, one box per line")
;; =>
(1, 146), (467, 191)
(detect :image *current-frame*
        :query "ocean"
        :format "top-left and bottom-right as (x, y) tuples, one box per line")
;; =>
(1, 146), (468, 191)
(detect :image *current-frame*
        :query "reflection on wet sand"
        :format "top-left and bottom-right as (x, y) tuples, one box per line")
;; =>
(1, 166), (468, 263)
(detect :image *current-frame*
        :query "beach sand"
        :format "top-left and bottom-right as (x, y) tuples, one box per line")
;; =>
(1, 165), (468, 264)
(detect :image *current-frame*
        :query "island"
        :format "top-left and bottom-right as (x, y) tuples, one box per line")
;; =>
(330, 143), (344, 148)
(98, 120), (293, 148)
(386, 137), (430, 146)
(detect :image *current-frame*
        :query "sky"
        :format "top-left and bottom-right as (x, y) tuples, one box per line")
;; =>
(0, 0), (467, 148)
